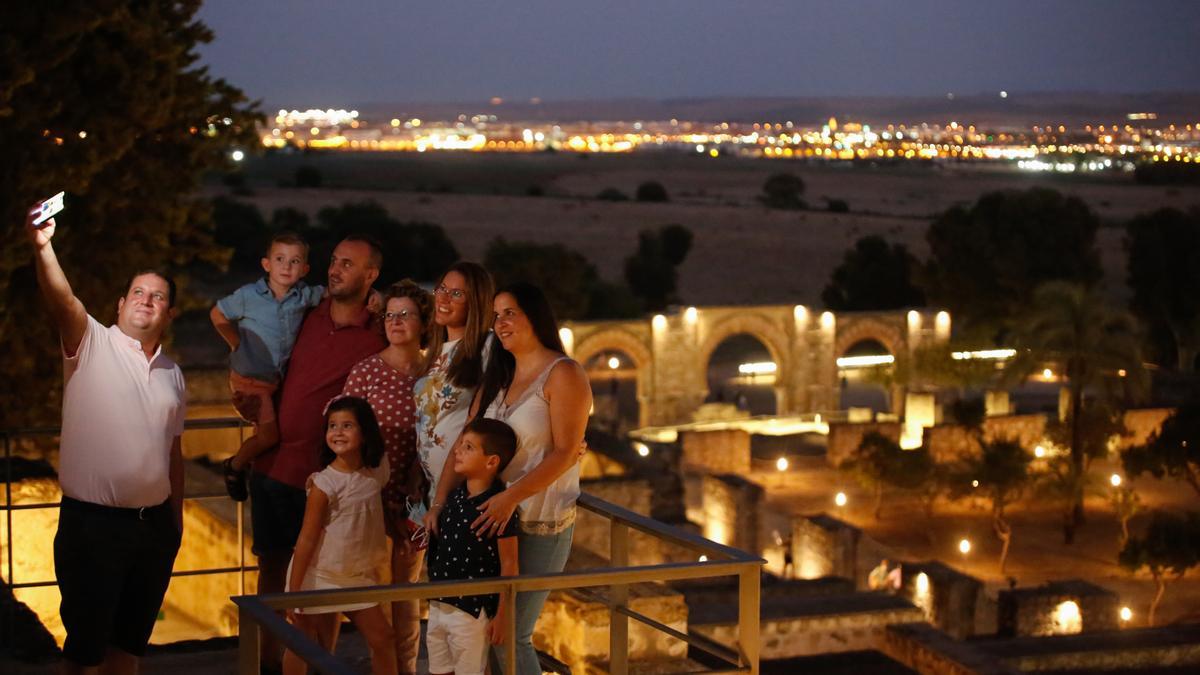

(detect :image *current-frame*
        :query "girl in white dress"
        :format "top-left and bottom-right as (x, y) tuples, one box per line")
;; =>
(283, 396), (395, 675)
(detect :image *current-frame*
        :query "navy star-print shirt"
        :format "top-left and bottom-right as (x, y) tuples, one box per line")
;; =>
(429, 480), (520, 618)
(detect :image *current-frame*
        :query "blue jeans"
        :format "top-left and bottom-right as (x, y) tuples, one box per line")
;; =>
(496, 524), (574, 675)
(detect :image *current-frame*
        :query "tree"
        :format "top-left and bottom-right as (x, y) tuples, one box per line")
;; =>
(1119, 510), (1200, 625)
(624, 225), (694, 312)
(951, 439), (1032, 573)
(485, 238), (604, 320)
(1125, 207), (1200, 370)
(761, 173), (806, 210)
(921, 188), (1103, 336)
(596, 187), (629, 202)
(0, 1), (261, 428)
(635, 181), (668, 202)
(1123, 402), (1200, 496)
(1110, 483), (1143, 550)
(844, 432), (936, 520)
(311, 201), (458, 285)
(822, 236), (925, 311)
(1004, 282), (1146, 542)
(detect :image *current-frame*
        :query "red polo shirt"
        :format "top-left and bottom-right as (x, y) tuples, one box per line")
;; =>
(253, 298), (385, 488)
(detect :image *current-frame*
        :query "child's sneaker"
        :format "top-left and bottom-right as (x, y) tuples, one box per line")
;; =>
(223, 457), (249, 502)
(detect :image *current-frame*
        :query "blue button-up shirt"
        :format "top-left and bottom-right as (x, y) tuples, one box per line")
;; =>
(216, 278), (324, 383)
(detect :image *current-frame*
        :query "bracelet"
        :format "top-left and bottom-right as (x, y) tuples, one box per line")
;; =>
(430, 501), (442, 510)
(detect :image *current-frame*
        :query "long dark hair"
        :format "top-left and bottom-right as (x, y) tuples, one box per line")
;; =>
(475, 282), (565, 416)
(425, 261), (495, 389)
(319, 396), (386, 469)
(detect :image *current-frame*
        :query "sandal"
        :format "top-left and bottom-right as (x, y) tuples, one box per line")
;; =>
(223, 457), (249, 502)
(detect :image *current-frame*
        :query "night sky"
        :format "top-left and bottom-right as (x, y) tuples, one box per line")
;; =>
(197, 0), (1200, 108)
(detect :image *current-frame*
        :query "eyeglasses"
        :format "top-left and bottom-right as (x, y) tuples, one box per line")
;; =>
(434, 285), (467, 303)
(383, 309), (419, 323)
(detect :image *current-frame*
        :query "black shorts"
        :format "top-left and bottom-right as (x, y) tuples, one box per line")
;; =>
(249, 472), (306, 557)
(54, 497), (181, 666)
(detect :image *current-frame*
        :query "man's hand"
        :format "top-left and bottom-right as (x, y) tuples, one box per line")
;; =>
(25, 204), (56, 249)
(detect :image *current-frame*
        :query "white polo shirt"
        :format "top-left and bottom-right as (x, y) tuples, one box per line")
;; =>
(58, 315), (186, 508)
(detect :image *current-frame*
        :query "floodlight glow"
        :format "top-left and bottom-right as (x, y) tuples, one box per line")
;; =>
(834, 492), (847, 507)
(633, 442), (650, 457)
(951, 349), (1017, 361)
(958, 538), (971, 554)
(776, 457), (789, 471)
(836, 354), (895, 368)
(608, 356), (620, 370)
(739, 362), (777, 375)
(1120, 606), (1132, 622)
(1110, 473), (1122, 487)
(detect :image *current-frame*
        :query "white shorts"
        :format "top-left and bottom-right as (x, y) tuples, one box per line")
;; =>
(426, 601), (489, 675)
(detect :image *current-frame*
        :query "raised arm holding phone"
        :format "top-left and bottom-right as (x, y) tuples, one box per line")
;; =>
(27, 200), (188, 675)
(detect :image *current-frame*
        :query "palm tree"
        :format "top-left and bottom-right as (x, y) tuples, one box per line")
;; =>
(1004, 282), (1147, 543)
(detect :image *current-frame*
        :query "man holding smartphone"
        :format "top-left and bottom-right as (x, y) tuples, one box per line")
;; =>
(26, 202), (186, 674)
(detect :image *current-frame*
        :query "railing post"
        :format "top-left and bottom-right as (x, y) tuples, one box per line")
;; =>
(738, 565), (761, 675)
(238, 604), (260, 675)
(609, 520), (630, 675)
(503, 581), (517, 675)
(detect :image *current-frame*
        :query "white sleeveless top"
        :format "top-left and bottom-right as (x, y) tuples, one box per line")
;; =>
(486, 356), (580, 535)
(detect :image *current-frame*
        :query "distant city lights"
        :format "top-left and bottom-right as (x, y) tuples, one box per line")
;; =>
(254, 109), (1200, 167)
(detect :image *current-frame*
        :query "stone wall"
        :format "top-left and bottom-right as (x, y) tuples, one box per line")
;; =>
(883, 623), (1019, 675)
(681, 429), (750, 474)
(826, 422), (902, 467)
(574, 477), (667, 567)
(926, 414), (1047, 463)
(997, 580), (1119, 637)
(900, 561), (985, 639)
(792, 514), (861, 582)
(694, 596), (925, 660)
(539, 548), (689, 675)
(1116, 407), (1173, 452)
(702, 474), (763, 554)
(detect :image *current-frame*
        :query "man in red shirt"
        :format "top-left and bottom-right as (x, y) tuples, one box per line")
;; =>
(249, 235), (386, 671)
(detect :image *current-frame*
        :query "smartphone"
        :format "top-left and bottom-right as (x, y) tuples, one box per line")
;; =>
(32, 192), (65, 227)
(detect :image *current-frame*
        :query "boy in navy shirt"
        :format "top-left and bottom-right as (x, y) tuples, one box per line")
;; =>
(427, 418), (520, 675)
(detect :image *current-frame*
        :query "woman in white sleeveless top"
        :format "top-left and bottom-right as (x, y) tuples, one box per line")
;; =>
(427, 282), (591, 675)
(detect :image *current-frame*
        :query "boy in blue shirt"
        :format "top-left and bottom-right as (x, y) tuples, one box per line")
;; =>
(426, 418), (520, 675)
(210, 233), (323, 501)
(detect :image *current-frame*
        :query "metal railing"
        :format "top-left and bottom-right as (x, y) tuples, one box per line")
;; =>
(235, 493), (763, 675)
(1, 418), (258, 632)
(3, 418), (764, 673)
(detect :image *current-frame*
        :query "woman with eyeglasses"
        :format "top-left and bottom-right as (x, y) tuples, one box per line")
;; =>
(340, 279), (433, 674)
(427, 282), (591, 674)
(416, 261), (496, 515)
